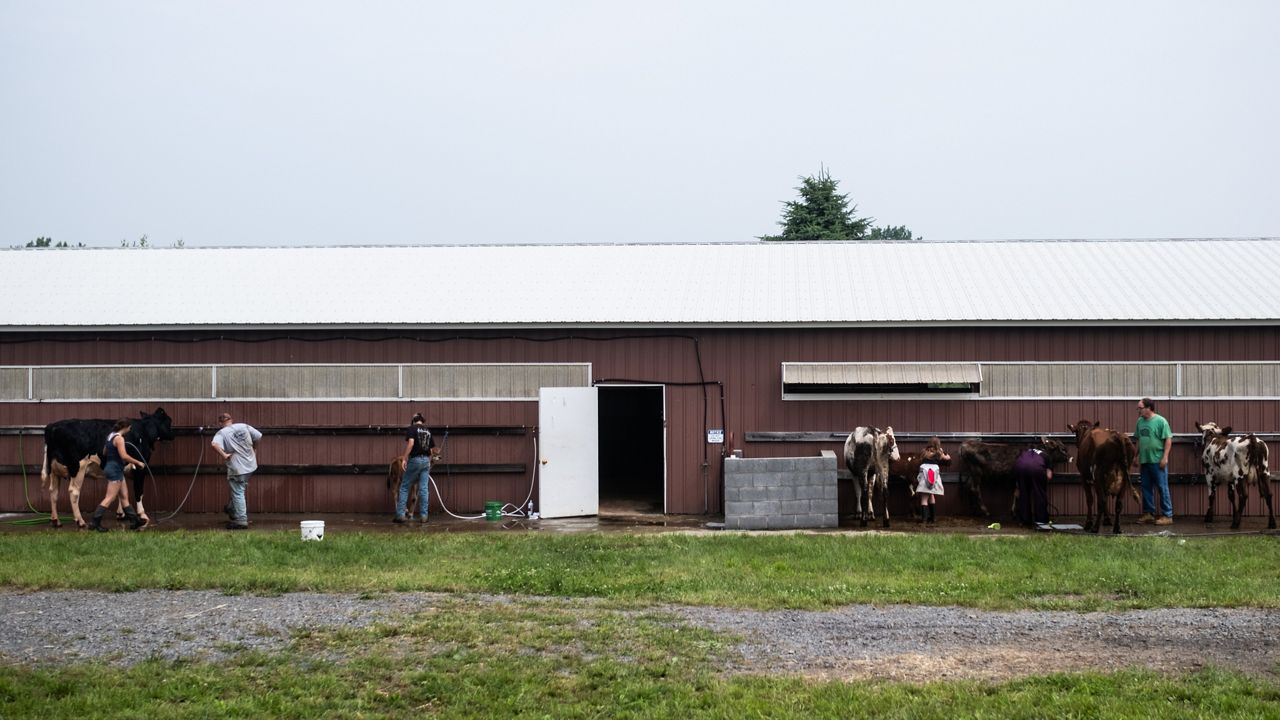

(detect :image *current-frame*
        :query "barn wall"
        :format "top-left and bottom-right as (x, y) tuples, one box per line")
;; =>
(2, 325), (1278, 518)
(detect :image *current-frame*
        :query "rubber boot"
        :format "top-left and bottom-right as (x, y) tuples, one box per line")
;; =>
(917, 505), (926, 524)
(926, 504), (936, 524)
(123, 505), (146, 530)
(88, 505), (109, 533)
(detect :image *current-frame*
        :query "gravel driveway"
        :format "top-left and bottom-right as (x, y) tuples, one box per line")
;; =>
(2, 590), (1276, 682)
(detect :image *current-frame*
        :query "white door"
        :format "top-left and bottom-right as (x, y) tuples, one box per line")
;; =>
(538, 386), (599, 518)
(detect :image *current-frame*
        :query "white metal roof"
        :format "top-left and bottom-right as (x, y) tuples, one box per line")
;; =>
(2, 239), (1278, 329)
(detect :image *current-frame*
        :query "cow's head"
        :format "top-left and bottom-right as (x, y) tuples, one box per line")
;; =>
(1039, 436), (1070, 467)
(920, 436), (951, 466)
(135, 407), (175, 444)
(880, 427), (900, 462)
(1066, 420), (1098, 444)
(1195, 421), (1230, 444)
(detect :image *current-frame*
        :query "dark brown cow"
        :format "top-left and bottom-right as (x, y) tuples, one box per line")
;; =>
(1067, 420), (1137, 534)
(956, 437), (1068, 517)
(1195, 421), (1274, 530)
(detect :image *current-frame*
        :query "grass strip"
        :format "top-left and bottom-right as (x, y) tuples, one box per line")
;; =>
(1, 597), (1277, 719)
(2, 531), (1278, 611)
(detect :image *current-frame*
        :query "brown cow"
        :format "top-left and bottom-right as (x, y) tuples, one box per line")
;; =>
(386, 448), (442, 518)
(385, 457), (419, 518)
(956, 437), (1069, 517)
(1068, 420), (1137, 534)
(1195, 421), (1274, 530)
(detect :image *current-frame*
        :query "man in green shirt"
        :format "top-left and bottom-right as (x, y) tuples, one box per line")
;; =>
(1134, 397), (1173, 525)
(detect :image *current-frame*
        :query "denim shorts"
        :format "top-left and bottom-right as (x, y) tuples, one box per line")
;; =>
(103, 461), (125, 482)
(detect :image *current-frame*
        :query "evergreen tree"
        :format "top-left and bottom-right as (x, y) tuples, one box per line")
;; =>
(25, 236), (70, 248)
(868, 224), (919, 241)
(760, 168), (872, 242)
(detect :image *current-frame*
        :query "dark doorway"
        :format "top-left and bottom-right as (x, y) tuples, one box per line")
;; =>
(598, 385), (665, 513)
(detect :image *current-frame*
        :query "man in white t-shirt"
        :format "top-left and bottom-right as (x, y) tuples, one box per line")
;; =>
(212, 412), (262, 530)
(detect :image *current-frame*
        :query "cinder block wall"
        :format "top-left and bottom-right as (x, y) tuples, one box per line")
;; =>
(723, 450), (838, 529)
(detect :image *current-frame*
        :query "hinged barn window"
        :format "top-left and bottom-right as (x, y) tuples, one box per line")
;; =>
(782, 363), (982, 399)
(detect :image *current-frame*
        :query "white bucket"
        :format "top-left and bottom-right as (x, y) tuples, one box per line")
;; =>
(300, 520), (325, 542)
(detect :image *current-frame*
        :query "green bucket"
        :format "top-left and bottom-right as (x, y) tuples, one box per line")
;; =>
(484, 501), (502, 521)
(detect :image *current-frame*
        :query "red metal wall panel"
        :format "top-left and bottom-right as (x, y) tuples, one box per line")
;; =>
(2, 326), (1279, 517)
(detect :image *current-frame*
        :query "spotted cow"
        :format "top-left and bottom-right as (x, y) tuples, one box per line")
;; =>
(1195, 422), (1274, 530)
(41, 408), (174, 529)
(844, 426), (901, 528)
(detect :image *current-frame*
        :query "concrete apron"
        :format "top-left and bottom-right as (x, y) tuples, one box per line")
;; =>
(1, 510), (1276, 536)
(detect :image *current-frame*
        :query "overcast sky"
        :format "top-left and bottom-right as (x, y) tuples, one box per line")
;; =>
(2, 1), (1276, 247)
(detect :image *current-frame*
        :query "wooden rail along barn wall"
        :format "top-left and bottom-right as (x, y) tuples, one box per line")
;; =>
(2, 239), (1278, 519)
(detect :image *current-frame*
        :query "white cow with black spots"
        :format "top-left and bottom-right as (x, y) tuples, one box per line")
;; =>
(1195, 421), (1274, 530)
(844, 426), (901, 528)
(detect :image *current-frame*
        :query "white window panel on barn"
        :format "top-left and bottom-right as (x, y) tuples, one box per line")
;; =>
(1180, 363), (1280, 397)
(782, 362), (982, 399)
(0, 363), (591, 402)
(0, 368), (27, 400)
(402, 364), (591, 400)
(979, 364), (1178, 398)
(781, 362), (1280, 401)
(216, 365), (399, 400)
(32, 366), (212, 401)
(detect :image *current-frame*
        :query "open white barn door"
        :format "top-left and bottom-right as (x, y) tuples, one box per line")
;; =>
(538, 386), (599, 518)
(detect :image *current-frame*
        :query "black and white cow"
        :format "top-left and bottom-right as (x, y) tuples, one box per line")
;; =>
(41, 408), (174, 529)
(844, 426), (901, 528)
(1196, 421), (1274, 530)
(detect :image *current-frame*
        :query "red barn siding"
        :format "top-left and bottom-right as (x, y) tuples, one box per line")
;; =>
(2, 326), (1279, 517)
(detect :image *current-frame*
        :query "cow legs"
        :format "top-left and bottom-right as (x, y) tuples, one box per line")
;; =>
(1111, 491), (1123, 534)
(860, 475), (873, 527)
(1259, 472), (1276, 530)
(1231, 481), (1246, 530)
(966, 473), (989, 517)
(877, 474), (890, 529)
(1204, 478), (1217, 524)
(127, 470), (151, 526)
(1081, 474), (1096, 533)
(68, 463), (91, 529)
(43, 465), (62, 529)
(1227, 482), (1241, 530)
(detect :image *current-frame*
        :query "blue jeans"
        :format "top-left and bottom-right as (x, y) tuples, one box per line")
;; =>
(1140, 463), (1173, 518)
(227, 473), (250, 524)
(397, 456), (430, 520)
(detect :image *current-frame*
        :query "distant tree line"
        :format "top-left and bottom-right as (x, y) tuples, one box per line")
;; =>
(16, 235), (184, 249)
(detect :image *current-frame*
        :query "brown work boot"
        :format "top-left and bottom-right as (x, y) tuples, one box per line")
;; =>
(1154, 515), (1173, 526)
(1137, 513), (1155, 524)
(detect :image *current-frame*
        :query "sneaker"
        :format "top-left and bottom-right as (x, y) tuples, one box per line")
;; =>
(1137, 514), (1155, 524)
(1154, 516), (1173, 526)
(392, 515), (407, 524)
(225, 522), (249, 530)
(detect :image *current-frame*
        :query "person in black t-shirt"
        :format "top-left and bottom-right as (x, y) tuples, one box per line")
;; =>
(394, 412), (435, 523)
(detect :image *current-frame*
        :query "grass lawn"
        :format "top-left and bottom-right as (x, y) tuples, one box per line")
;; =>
(2, 596), (1278, 719)
(3, 531), (1279, 718)
(1, 530), (1278, 610)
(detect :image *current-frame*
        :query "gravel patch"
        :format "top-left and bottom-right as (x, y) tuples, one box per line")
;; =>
(2, 590), (1277, 682)
(671, 604), (1280, 682)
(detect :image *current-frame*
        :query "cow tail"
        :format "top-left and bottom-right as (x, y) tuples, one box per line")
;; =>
(40, 443), (49, 486)
(1246, 435), (1268, 478)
